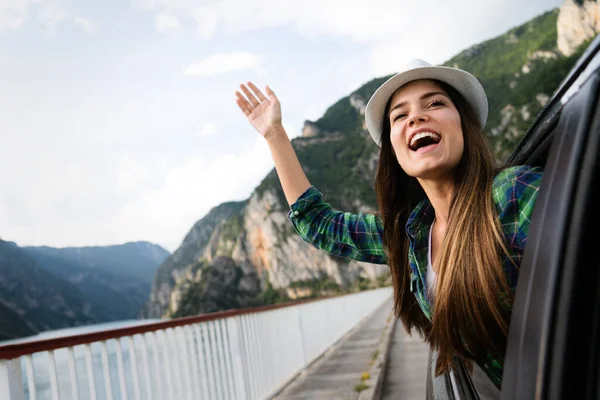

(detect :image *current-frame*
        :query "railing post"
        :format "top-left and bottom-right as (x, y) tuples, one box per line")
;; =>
(0, 359), (25, 400)
(226, 317), (247, 400)
(297, 304), (308, 367)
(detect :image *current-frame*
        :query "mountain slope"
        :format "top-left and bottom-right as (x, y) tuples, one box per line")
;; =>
(0, 240), (170, 340)
(23, 241), (169, 321)
(0, 301), (36, 341)
(0, 240), (98, 334)
(141, 201), (247, 318)
(25, 241), (169, 283)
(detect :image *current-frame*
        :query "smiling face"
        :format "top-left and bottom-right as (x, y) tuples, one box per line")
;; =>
(387, 79), (464, 180)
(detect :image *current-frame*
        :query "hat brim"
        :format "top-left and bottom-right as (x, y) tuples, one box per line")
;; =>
(365, 66), (488, 147)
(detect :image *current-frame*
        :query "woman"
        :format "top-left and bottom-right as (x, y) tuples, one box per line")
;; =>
(235, 58), (543, 391)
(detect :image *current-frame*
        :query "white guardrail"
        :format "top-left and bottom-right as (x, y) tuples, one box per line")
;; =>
(0, 287), (393, 400)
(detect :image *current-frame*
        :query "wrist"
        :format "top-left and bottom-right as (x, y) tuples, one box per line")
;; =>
(264, 123), (287, 143)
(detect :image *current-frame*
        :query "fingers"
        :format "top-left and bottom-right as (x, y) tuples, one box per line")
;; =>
(236, 81), (275, 117)
(266, 85), (279, 103)
(247, 82), (267, 102)
(265, 85), (275, 98)
(240, 83), (260, 107)
(235, 91), (252, 116)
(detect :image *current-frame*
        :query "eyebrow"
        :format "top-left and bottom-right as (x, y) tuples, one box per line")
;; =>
(388, 91), (449, 116)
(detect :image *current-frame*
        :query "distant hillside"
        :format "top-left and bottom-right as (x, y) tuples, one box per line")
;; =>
(24, 242), (169, 322)
(0, 240), (98, 337)
(142, 5), (593, 319)
(0, 301), (35, 341)
(0, 240), (169, 340)
(26, 241), (169, 283)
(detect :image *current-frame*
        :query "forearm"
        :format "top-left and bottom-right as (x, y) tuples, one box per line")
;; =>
(265, 125), (311, 206)
(288, 188), (388, 265)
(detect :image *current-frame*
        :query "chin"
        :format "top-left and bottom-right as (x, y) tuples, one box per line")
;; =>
(413, 163), (456, 180)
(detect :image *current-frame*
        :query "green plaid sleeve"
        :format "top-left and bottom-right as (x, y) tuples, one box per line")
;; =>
(288, 186), (388, 264)
(493, 165), (544, 250)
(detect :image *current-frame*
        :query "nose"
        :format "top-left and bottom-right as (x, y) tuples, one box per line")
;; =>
(408, 112), (429, 127)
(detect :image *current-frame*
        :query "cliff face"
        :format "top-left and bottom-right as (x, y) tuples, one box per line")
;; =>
(235, 187), (387, 289)
(141, 201), (247, 318)
(558, 0), (600, 56)
(142, 3), (594, 320)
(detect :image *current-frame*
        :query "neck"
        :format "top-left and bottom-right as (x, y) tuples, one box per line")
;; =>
(417, 176), (454, 226)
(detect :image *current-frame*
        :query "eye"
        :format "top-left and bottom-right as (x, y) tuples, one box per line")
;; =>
(392, 113), (407, 122)
(428, 99), (446, 108)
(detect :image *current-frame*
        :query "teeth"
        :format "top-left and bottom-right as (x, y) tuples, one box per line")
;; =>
(410, 132), (440, 148)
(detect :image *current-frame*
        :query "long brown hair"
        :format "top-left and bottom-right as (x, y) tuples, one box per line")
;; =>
(374, 80), (513, 375)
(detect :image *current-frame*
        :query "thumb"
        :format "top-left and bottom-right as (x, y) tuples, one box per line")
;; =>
(265, 85), (278, 102)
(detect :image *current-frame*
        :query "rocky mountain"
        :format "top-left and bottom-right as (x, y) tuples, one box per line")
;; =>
(170, 256), (262, 317)
(558, 0), (600, 56)
(141, 201), (247, 317)
(142, 2), (596, 319)
(0, 240), (169, 340)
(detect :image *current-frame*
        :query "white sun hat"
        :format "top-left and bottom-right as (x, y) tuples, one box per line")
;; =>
(365, 58), (488, 147)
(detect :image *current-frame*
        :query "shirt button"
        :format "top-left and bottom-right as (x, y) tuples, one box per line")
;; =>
(294, 210), (299, 216)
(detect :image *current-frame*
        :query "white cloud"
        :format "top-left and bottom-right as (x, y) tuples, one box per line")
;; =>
(155, 12), (182, 36)
(72, 15), (95, 34)
(139, 0), (563, 77)
(0, 0), (34, 30)
(199, 122), (218, 137)
(138, 0), (561, 44)
(131, 0), (158, 10)
(194, 11), (218, 39)
(0, 0), (96, 33)
(135, 0), (451, 42)
(37, 0), (69, 31)
(183, 52), (263, 77)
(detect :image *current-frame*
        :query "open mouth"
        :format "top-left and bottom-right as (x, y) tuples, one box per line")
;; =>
(409, 132), (441, 152)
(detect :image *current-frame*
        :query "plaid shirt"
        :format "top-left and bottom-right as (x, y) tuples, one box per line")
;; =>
(288, 165), (543, 388)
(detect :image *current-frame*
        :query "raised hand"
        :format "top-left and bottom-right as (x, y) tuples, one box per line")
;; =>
(236, 82), (283, 140)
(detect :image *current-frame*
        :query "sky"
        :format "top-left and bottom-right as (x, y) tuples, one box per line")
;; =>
(1, 0), (564, 253)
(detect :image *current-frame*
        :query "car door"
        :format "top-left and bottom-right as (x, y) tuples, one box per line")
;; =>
(501, 33), (600, 400)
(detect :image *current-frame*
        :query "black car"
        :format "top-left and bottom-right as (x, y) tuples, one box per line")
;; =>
(426, 34), (600, 400)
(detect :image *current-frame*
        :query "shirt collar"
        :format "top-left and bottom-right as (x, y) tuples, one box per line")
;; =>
(406, 199), (436, 239)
